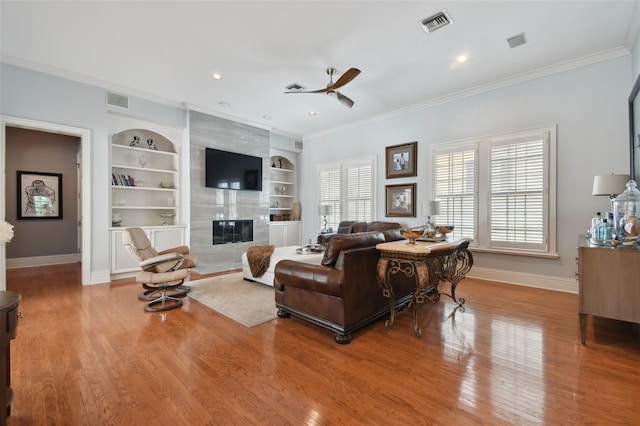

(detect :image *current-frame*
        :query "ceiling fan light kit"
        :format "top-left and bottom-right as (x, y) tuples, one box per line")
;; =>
(284, 67), (361, 108)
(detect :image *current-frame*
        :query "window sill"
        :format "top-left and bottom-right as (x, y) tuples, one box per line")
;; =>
(469, 247), (560, 259)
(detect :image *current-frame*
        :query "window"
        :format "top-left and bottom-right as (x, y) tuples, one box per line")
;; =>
(318, 158), (375, 231)
(431, 126), (557, 256)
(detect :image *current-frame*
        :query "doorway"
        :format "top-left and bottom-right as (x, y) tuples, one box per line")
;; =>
(1, 116), (91, 288)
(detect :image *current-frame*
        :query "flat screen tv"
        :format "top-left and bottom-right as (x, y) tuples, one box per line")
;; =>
(205, 148), (263, 191)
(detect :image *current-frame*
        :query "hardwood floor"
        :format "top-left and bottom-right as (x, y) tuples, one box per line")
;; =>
(5, 263), (640, 425)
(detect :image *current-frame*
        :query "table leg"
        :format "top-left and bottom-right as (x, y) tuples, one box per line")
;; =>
(410, 262), (430, 337)
(376, 258), (396, 329)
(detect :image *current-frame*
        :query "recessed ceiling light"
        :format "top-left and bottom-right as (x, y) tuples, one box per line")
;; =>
(211, 73), (222, 80)
(219, 101), (230, 107)
(308, 111), (316, 116)
(456, 55), (468, 63)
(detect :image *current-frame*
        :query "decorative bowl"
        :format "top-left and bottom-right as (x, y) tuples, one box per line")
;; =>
(401, 228), (424, 245)
(436, 225), (454, 236)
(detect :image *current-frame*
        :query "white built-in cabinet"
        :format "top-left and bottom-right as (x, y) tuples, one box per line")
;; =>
(269, 151), (301, 247)
(110, 226), (185, 276)
(109, 115), (187, 277)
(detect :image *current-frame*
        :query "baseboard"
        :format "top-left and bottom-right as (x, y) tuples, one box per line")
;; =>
(6, 253), (80, 269)
(91, 270), (113, 285)
(467, 267), (577, 294)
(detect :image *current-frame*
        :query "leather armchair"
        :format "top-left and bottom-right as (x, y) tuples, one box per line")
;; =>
(274, 230), (412, 344)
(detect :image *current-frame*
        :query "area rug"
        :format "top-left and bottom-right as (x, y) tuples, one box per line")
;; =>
(186, 272), (277, 327)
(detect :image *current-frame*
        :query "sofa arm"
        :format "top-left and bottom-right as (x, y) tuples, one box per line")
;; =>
(317, 233), (336, 244)
(274, 260), (344, 297)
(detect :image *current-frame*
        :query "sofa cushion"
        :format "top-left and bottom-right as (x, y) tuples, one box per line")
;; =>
(351, 222), (368, 233)
(337, 225), (352, 234)
(366, 221), (401, 232)
(321, 231), (385, 266)
(381, 228), (404, 242)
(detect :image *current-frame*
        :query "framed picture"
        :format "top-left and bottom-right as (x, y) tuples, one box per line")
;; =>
(385, 141), (417, 178)
(386, 183), (416, 217)
(17, 171), (63, 220)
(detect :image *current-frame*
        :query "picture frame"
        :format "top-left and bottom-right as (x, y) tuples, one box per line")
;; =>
(385, 183), (416, 217)
(17, 171), (63, 220)
(385, 141), (417, 178)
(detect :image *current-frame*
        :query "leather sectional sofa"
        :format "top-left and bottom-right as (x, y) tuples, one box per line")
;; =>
(274, 229), (414, 344)
(317, 220), (402, 244)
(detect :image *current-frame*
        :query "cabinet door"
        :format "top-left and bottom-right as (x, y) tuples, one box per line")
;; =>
(151, 227), (184, 251)
(111, 229), (143, 273)
(269, 224), (286, 247)
(284, 222), (301, 246)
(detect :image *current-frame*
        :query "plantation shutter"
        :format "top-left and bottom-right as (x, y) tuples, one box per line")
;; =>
(319, 166), (341, 231)
(345, 160), (374, 222)
(433, 147), (477, 242)
(489, 132), (547, 251)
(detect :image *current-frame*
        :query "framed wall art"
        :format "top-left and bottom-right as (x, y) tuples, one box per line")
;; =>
(385, 141), (417, 178)
(385, 183), (416, 217)
(17, 171), (63, 219)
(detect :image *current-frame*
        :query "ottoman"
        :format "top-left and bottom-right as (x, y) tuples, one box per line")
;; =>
(241, 245), (324, 286)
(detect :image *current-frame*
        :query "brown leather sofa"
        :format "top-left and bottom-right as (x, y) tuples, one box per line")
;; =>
(274, 230), (413, 344)
(317, 221), (402, 244)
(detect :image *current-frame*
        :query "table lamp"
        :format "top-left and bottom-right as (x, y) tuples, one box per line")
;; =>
(592, 174), (629, 208)
(318, 204), (333, 233)
(424, 200), (440, 230)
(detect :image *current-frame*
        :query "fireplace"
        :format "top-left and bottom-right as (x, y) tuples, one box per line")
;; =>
(212, 220), (253, 245)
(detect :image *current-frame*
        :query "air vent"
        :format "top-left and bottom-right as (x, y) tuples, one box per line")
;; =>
(507, 33), (527, 49)
(294, 140), (303, 151)
(106, 92), (129, 109)
(285, 83), (306, 91)
(420, 10), (452, 33)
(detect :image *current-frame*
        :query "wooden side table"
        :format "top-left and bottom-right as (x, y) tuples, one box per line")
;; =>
(0, 291), (20, 425)
(376, 238), (473, 337)
(577, 236), (640, 344)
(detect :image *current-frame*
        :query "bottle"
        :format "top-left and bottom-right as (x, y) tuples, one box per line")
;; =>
(598, 218), (613, 241)
(590, 212), (602, 238)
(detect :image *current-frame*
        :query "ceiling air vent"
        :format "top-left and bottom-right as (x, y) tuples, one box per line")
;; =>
(106, 91), (129, 109)
(285, 83), (306, 91)
(507, 33), (527, 49)
(420, 10), (452, 33)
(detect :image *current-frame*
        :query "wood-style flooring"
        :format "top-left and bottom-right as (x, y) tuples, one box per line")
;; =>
(5, 263), (640, 425)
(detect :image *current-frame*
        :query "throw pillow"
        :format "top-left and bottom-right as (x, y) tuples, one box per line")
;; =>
(337, 226), (352, 234)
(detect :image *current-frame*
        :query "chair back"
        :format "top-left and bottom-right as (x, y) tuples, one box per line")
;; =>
(122, 227), (160, 263)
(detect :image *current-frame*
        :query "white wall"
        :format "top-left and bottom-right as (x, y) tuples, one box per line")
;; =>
(0, 63), (186, 283)
(299, 56), (633, 288)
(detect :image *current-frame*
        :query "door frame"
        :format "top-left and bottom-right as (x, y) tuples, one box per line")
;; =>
(1, 115), (92, 287)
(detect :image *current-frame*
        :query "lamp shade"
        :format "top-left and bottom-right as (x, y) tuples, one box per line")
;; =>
(318, 204), (332, 215)
(592, 174), (630, 196)
(426, 200), (441, 216)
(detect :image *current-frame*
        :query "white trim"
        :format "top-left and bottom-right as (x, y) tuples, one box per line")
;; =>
(1, 115), (92, 286)
(468, 266), (577, 294)
(90, 270), (112, 285)
(6, 254), (80, 269)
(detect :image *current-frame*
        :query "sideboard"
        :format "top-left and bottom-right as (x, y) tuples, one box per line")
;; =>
(577, 236), (640, 344)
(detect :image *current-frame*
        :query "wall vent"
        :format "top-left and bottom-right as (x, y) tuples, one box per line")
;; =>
(106, 92), (129, 109)
(507, 33), (527, 49)
(420, 10), (452, 33)
(285, 83), (306, 91)
(294, 140), (303, 151)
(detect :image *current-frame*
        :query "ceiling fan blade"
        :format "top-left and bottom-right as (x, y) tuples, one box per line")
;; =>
(284, 88), (330, 94)
(327, 68), (361, 91)
(335, 91), (355, 108)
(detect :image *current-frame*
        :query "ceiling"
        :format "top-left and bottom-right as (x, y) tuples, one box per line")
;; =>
(1, 1), (639, 139)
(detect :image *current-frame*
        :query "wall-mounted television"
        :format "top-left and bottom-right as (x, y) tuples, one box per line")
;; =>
(205, 148), (263, 191)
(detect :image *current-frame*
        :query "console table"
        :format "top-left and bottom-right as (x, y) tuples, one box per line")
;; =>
(376, 238), (473, 337)
(577, 236), (640, 344)
(0, 291), (20, 425)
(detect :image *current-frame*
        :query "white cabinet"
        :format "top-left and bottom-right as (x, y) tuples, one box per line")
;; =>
(110, 226), (185, 276)
(269, 222), (301, 247)
(111, 131), (180, 227)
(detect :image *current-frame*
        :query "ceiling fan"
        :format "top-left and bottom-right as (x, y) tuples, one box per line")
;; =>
(285, 67), (361, 108)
